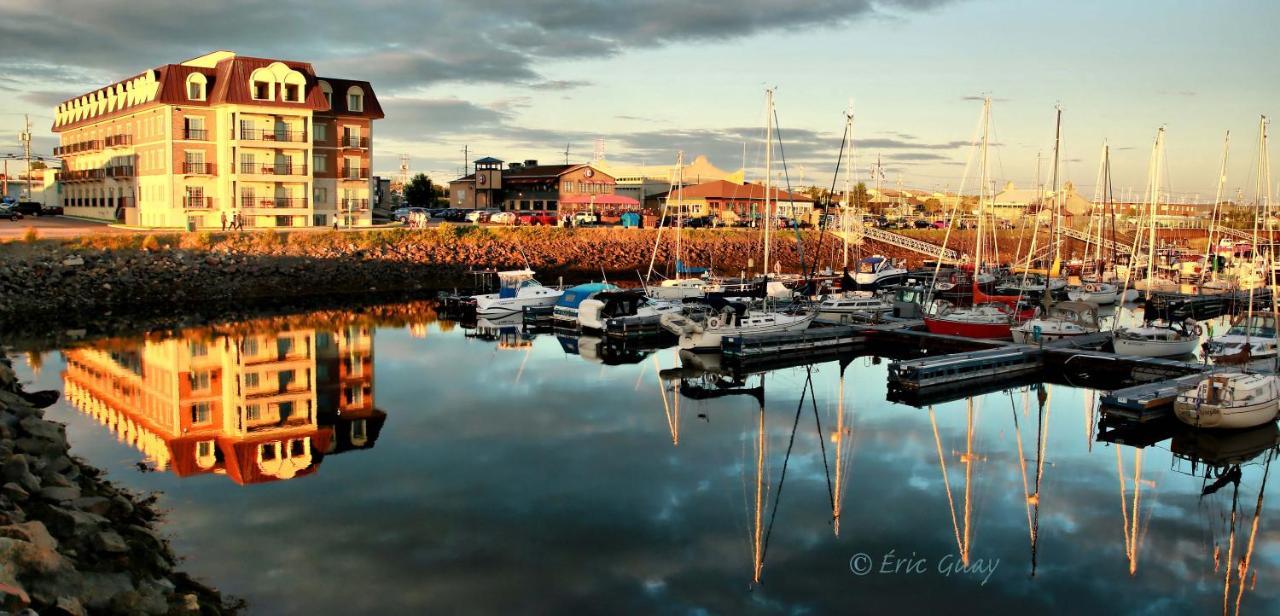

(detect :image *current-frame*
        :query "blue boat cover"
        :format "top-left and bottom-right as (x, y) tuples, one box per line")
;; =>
(556, 283), (619, 309)
(676, 260), (708, 275)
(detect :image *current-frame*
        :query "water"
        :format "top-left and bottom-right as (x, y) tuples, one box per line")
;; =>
(7, 302), (1279, 614)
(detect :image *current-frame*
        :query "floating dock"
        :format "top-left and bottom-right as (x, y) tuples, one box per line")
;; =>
(722, 325), (867, 365)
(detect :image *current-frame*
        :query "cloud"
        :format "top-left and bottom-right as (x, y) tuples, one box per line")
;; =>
(527, 79), (593, 91)
(19, 90), (82, 108)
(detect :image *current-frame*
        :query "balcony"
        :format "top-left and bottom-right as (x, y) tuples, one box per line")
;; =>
(104, 134), (133, 148)
(340, 135), (369, 149)
(53, 140), (103, 157)
(183, 128), (208, 141)
(259, 197), (308, 209)
(54, 169), (106, 182)
(183, 162), (215, 175)
(239, 163), (308, 176)
(238, 128), (307, 143)
(340, 198), (369, 211)
(184, 196), (213, 209)
(341, 167), (370, 180)
(105, 165), (135, 178)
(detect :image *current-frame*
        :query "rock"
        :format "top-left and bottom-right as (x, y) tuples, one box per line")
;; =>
(41, 473), (72, 489)
(0, 457), (39, 494)
(61, 256), (84, 267)
(52, 595), (86, 616)
(18, 416), (63, 442)
(16, 390), (58, 410)
(38, 485), (81, 502)
(43, 506), (107, 538)
(93, 530), (129, 554)
(68, 497), (112, 517)
(1, 483), (28, 502)
(0, 522), (58, 553)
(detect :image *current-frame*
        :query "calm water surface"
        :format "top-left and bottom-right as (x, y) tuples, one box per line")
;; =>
(7, 303), (1279, 614)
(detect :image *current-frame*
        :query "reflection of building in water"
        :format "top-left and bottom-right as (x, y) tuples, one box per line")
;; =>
(62, 324), (385, 485)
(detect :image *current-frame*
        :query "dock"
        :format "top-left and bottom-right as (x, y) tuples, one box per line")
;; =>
(722, 325), (868, 365)
(1099, 371), (1222, 421)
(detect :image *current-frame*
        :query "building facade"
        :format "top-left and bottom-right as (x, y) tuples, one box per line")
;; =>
(51, 50), (383, 229)
(448, 158), (629, 212)
(654, 180), (814, 222)
(594, 155), (744, 206)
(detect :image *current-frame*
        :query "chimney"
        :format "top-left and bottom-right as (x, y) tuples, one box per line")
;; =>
(524, 159), (538, 167)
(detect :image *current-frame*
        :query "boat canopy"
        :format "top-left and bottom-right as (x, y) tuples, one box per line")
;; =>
(497, 269), (538, 298)
(556, 283), (619, 309)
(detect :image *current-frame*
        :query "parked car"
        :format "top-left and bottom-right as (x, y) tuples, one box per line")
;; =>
(40, 203), (64, 216)
(0, 203), (24, 221)
(14, 202), (44, 216)
(572, 211), (599, 226)
(932, 220), (947, 229)
(913, 219), (932, 229)
(517, 211), (557, 226)
(465, 210), (492, 223)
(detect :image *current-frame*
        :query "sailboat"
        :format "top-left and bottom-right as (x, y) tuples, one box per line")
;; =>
(1181, 117), (1280, 429)
(1113, 318), (1202, 357)
(924, 97), (1029, 339)
(646, 152), (710, 300)
(661, 89), (815, 352)
(470, 269), (564, 315)
(1129, 127), (1181, 295)
(1013, 107), (1104, 344)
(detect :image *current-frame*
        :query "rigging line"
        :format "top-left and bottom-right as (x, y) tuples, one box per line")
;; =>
(808, 367), (837, 511)
(758, 369), (810, 576)
(771, 105), (811, 278)
(814, 111), (852, 279)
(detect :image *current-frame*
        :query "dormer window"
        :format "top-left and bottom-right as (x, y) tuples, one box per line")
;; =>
(185, 73), (207, 101)
(319, 80), (333, 108)
(253, 80), (270, 100)
(283, 83), (300, 102)
(346, 86), (364, 112)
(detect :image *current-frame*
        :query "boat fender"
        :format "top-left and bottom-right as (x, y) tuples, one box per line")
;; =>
(708, 316), (723, 329)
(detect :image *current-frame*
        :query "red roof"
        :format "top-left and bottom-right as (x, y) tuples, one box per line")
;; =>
(656, 180), (812, 202)
(559, 194), (638, 205)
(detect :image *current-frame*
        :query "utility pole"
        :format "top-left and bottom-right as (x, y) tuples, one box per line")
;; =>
(20, 115), (33, 199)
(461, 145), (469, 178)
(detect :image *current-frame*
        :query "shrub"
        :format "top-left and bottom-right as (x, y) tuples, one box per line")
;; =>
(140, 234), (160, 251)
(22, 227), (38, 243)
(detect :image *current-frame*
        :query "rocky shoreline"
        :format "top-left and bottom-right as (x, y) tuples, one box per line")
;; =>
(0, 358), (240, 615)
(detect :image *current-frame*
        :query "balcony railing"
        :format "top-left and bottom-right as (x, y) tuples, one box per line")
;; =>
(341, 135), (369, 148)
(55, 169), (106, 182)
(259, 197), (308, 209)
(183, 162), (215, 174)
(54, 140), (103, 156)
(183, 128), (208, 140)
(104, 134), (133, 148)
(105, 165), (134, 178)
(341, 167), (370, 180)
(184, 196), (213, 209)
(238, 128), (307, 143)
(340, 198), (369, 211)
(239, 163), (308, 176)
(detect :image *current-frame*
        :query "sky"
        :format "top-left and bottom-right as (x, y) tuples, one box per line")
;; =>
(1, 0), (1279, 201)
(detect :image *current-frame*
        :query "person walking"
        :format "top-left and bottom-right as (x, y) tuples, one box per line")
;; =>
(220, 211), (227, 231)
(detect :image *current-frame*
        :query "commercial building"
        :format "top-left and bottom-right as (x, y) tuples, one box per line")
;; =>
(594, 155), (744, 206)
(991, 181), (1091, 221)
(51, 50), (383, 229)
(62, 322), (383, 485)
(653, 180), (814, 222)
(448, 158), (637, 213)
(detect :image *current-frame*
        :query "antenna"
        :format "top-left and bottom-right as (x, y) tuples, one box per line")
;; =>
(564, 142), (571, 165)
(461, 145), (469, 177)
(593, 138), (605, 162)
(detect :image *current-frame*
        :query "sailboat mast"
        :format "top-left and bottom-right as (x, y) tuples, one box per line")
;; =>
(764, 88), (774, 280)
(975, 97), (991, 282)
(676, 150), (685, 274)
(1144, 128), (1165, 299)
(842, 106), (854, 270)
(1201, 131), (1230, 287)
(1050, 105), (1063, 272)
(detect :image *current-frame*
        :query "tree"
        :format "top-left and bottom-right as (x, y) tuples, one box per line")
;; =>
(923, 198), (943, 214)
(851, 182), (869, 210)
(403, 173), (437, 206)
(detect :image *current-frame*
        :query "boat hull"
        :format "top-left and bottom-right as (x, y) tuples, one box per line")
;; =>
(1113, 336), (1199, 357)
(474, 293), (562, 315)
(1174, 399), (1279, 429)
(922, 317), (1012, 339)
(677, 314), (815, 352)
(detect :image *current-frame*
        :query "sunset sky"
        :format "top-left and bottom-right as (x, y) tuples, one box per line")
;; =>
(2, 0), (1278, 200)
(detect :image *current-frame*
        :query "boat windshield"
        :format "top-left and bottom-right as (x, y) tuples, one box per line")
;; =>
(857, 260), (880, 274)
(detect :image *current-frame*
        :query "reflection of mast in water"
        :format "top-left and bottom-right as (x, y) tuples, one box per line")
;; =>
(930, 398), (982, 567)
(751, 377), (767, 585)
(832, 361), (855, 537)
(1011, 384), (1051, 576)
(1220, 451), (1271, 616)
(1116, 447), (1148, 576)
(653, 354), (680, 446)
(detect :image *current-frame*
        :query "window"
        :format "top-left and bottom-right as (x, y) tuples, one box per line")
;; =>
(346, 86), (364, 112)
(277, 337), (295, 356)
(283, 83), (300, 102)
(243, 338), (259, 356)
(244, 372), (259, 389)
(313, 186), (328, 205)
(183, 116), (205, 140)
(190, 402), (211, 424)
(314, 123), (327, 141)
(278, 401), (295, 419)
(189, 370), (211, 390)
(196, 441), (214, 458)
(319, 80), (333, 108)
(189, 341), (208, 357)
(348, 386), (364, 406)
(290, 439), (306, 457)
(253, 80), (271, 100)
(260, 443), (276, 460)
(245, 403), (261, 421)
(188, 82), (202, 100)
(313, 214), (327, 227)
(185, 186), (204, 208)
(240, 152), (255, 174)
(312, 154), (326, 173)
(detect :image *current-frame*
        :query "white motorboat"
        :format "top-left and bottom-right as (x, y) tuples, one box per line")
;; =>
(661, 305), (815, 352)
(578, 290), (684, 332)
(471, 269), (564, 315)
(1066, 282), (1119, 305)
(816, 292), (893, 324)
(853, 255), (908, 289)
(1113, 319), (1202, 357)
(1205, 312), (1279, 369)
(1174, 372), (1280, 429)
(1011, 301), (1101, 344)
(647, 278), (706, 300)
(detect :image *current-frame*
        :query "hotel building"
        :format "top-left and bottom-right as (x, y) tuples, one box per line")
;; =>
(51, 50), (383, 229)
(62, 323), (383, 485)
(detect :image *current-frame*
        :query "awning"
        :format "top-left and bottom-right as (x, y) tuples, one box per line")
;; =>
(559, 194), (640, 206)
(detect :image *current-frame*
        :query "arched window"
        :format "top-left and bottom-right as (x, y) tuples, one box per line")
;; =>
(318, 80), (333, 108)
(281, 72), (306, 103)
(185, 73), (207, 101)
(249, 68), (274, 101)
(346, 85), (364, 112)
